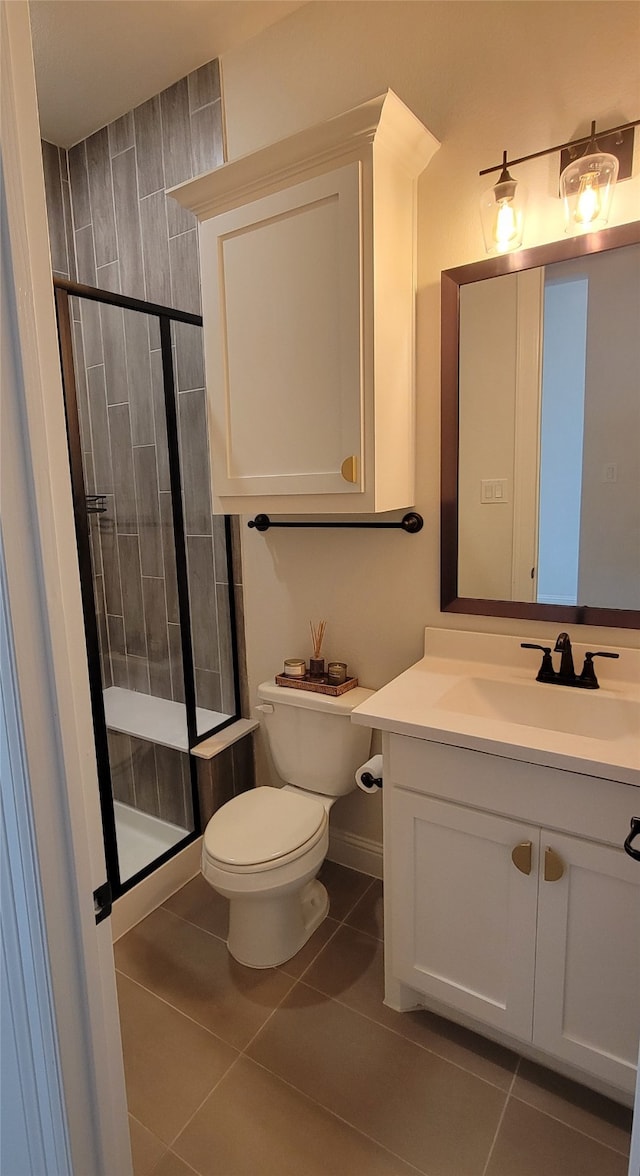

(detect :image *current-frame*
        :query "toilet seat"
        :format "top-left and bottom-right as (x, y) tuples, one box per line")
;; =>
(203, 787), (327, 873)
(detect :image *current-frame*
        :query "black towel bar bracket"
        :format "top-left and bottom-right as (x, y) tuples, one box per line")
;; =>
(247, 512), (423, 534)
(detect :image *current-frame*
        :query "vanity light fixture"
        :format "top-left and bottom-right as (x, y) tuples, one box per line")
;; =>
(479, 151), (527, 254)
(559, 121), (620, 232)
(479, 117), (638, 251)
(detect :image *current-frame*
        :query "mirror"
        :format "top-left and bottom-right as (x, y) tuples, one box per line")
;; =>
(441, 222), (640, 628)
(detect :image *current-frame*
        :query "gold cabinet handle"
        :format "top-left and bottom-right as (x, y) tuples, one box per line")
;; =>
(341, 456), (358, 483)
(544, 846), (565, 882)
(511, 841), (533, 875)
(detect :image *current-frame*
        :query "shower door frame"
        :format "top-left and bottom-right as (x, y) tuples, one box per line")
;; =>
(54, 277), (241, 897)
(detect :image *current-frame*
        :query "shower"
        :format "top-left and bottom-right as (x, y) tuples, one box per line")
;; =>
(54, 278), (239, 900)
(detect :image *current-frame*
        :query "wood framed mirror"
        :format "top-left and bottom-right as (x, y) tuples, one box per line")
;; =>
(441, 221), (640, 628)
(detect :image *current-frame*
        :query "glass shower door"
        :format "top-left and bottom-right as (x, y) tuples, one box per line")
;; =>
(56, 285), (214, 892)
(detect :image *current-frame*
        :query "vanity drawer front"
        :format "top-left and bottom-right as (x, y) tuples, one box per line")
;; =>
(386, 733), (639, 848)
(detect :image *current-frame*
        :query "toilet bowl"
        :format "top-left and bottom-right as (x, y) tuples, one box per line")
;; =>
(201, 681), (373, 968)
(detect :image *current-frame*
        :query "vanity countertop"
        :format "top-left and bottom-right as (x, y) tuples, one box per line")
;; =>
(352, 629), (640, 787)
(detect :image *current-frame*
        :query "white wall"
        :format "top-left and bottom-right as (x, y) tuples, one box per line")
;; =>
(220, 1), (640, 844)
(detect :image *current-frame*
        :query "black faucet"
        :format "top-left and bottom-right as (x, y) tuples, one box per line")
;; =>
(553, 632), (575, 683)
(521, 633), (619, 689)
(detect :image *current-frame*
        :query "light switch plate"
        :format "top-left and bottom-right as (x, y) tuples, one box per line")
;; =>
(481, 478), (509, 503)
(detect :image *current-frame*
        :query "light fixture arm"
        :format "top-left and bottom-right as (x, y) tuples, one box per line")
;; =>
(479, 116), (640, 177)
(493, 150), (517, 201)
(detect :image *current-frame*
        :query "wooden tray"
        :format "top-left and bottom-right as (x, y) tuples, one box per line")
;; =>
(275, 673), (359, 697)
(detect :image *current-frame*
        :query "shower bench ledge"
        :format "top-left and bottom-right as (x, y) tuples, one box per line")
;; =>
(103, 686), (236, 753)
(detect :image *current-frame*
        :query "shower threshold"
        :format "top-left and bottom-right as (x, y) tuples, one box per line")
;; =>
(114, 801), (188, 884)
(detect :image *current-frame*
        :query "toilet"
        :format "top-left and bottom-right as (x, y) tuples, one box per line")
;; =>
(201, 680), (373, 968)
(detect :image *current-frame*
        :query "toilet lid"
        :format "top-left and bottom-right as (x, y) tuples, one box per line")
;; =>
(204, 787), (326, 867)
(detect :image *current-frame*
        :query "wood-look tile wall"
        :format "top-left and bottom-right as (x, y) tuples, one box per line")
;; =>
(109, 730), (194, 830)
(196, 734), (256, 828)
(42, 60), (254, 827)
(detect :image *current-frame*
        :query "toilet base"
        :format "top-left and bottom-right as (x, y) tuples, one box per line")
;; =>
(227, 879), (329, 969)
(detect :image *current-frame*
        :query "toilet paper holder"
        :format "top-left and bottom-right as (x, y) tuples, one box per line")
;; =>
(356, 754), (383, 792)
(360, 770), (382, 790)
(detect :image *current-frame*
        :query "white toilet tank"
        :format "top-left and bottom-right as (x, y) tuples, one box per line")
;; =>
(257, 681), (374, 797)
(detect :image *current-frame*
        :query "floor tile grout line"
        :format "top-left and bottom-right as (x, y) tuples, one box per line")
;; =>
(155, 1148), (201, 1176)
(238, 969), (303, 1057)
(117, 930), (302, 1069)
(481, 1060), (520, 1176)
(507, 1088), (633, 1158)
(336, 875), (378, 927)
(158, 902), (229, 945)
(245, 1054), (431, 1176)
(295, 975), (519, 1097)
(337, 914), (383, 945)
(166, 1052), (245, 1160)
(283, 919), (344, 984)
(115, 966), (249, 1050)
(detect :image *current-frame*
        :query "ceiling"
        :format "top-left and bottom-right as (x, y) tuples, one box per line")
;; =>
(30, 0), (306, 147)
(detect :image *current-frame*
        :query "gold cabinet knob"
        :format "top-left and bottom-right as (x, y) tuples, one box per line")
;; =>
(544, 846), (565, 882)
(341, 456), (358, 483)
(511, 841), (533, 875)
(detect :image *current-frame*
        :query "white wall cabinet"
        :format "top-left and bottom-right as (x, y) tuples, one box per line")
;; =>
(170, 92), (439, 515)
(385, 735), (640, 1099)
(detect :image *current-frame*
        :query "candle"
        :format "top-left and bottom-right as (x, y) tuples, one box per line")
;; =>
(327, 661), (348, 685)
(283, 658), (306, 678)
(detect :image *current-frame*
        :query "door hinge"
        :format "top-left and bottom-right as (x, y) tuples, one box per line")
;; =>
(93, 880), (112, 924)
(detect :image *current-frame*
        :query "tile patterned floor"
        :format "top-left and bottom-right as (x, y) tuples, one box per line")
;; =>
(115, 863), (632, 1176)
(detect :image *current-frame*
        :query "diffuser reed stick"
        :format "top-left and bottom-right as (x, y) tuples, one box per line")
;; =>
(310, 620), (327, 659)
(309, 620), (327, 678)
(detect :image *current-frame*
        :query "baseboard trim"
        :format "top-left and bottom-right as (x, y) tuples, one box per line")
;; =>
(111, 837), (202, 941)
(327, 827), (383, 879)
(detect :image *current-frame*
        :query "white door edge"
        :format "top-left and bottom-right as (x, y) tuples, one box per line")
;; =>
(1, 4), (131, 1172)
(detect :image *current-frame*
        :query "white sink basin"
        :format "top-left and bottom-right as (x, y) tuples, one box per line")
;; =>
(351, 629), (640, 786)
(435, 677), (639, 742)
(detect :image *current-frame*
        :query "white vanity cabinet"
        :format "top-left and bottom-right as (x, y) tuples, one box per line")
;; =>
(386, 734), (640, 1098)
(170, 92), (439, 515)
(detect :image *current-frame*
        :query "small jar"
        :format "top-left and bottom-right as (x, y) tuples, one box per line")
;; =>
(309, 657), (325, 679)
(283, 658), (306, 678)
(327, 661), (348, 685)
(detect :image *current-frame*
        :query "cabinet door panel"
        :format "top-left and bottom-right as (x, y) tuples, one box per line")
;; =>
(201, 163), (362, 496)
(391, 789), (538, 1039)
(534, 831), (640, 1094)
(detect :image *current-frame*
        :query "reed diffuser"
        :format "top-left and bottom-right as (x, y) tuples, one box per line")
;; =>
(309, 619), (327, 678)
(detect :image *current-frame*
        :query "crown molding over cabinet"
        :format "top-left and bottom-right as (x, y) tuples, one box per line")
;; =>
(170, 92), (439, 515)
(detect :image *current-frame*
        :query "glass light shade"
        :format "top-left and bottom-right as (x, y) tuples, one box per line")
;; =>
(560, 149), (618, 233)
(480, 174), (527, 254)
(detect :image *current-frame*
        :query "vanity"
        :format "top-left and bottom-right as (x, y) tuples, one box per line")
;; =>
(352, 628), (640, 1103)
